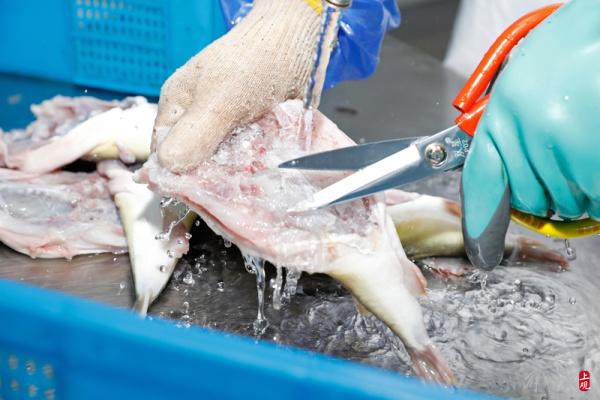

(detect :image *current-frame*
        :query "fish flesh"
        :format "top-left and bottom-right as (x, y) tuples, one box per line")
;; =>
(138, 100), (454, 384)
(0, 96), (192, 314)
(0, 168), (126, 259)
(98, 161), (194, 316)
(0, 96), (156, 173)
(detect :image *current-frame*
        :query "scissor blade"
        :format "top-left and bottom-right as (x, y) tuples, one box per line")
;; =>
(278, 137), (420, 171)
(291, 125), (470, 211)
(291, 145), (423, 211)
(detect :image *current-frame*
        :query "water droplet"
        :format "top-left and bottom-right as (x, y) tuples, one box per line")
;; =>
(119, 282), (126, 290)
(182, 272), (195, 285)
(253, 316), (268, 336)
(216, 280), (225, 292)
(160, 197), (174, 208)
(185, 232), (193, 240)
(564, 239), (576, 260)
(223, 239), (232, 248)
(522, 347), (529, 354)
(166, 250), (175, 258)
(177, 238), (184, 245)
(159, 265), (167, 273)
(195, 220), (201, 227)
(272, 266), (284, 310)
(514, 279), (521, 286)
(569, 297), (577, 304)
(182, 301), (189, 313)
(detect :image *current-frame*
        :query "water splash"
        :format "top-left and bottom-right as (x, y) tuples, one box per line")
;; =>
(242, 253), (269, 335)
(155, 201), (190, 241)
(272, 265), (284, 310)
(282, 268), (301, 305)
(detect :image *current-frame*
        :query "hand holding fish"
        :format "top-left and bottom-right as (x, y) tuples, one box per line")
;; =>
(153, 0), (323, 173)
(461, 0), (600, 268)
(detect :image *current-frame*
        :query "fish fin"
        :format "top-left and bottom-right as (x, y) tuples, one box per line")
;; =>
(133, 293), (151, 317)
(405, 262), (427, 296)
(408, 345), (455, 386)
(505, 235), (569, 271)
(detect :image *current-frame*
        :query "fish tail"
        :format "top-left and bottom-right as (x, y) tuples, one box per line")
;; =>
(133, 293), (151, 317)
(505, 235), (568, 271)
(408, 345), (455, 386)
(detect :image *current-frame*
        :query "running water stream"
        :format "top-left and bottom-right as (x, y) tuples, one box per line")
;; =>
(303, 3), (344, 110)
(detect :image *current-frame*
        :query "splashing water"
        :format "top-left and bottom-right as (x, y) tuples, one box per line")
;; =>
(242, 253), (269, 335)
(155, 201), (190, 241)
(272, 265), (284, 310)
(282, 269), (302, 305)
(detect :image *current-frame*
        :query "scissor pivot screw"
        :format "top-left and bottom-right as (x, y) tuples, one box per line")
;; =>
(325, 0), (352, 8)
(425, 143), (447, 167)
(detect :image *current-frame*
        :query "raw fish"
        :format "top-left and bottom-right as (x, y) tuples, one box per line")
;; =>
(0, 96), (156, 173)
(98, 161), (194, 316)
(138, 100), (454, 384)
(0, 168), (126, 258)
(387, 192), (568, 270)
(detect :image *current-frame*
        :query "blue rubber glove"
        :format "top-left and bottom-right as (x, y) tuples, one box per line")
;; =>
(219, 0), (401, 89)
(461, 0), (600, 269)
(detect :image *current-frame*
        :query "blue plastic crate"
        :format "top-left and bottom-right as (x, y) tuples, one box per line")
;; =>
(0, 0), (226, 96)
(0, 279), (502, 400)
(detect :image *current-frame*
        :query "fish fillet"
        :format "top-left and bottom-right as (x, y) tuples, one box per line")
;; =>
(138, 100), (454, 384)
(0, 168), (126, 258)
(0, 96), (156, 173)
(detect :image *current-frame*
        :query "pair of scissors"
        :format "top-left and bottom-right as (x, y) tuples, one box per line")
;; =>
(280, 3), (600, 240)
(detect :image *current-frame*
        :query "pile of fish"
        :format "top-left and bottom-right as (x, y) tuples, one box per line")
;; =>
(0, 95), (568, 385)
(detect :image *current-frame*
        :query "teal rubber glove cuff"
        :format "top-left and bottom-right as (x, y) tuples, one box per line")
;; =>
(461, 0), (600, 270)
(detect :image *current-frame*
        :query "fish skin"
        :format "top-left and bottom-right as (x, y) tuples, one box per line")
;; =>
(98, 160), (193, 316)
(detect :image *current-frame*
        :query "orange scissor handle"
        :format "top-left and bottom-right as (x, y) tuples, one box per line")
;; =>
(454, 3), (563, 136)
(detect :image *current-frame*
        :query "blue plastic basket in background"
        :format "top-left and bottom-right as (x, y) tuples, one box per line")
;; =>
(0, 0), (226, 96)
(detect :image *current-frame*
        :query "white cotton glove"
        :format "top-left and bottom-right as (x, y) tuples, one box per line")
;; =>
(153, 0), (323, 172)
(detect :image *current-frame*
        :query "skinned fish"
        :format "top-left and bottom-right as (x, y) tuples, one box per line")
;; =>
(138, 100), (455, 384)
(98, 161), (194, 316)
(0, 168), (127, 258)
(0, 96), (157, 173)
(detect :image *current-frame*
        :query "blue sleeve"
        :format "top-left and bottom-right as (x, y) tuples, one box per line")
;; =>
(218, 0), (401, 90)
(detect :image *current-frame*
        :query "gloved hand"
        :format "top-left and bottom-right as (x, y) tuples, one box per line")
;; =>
(153, 0), (322, 172)
(461, 0), (600, 269)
